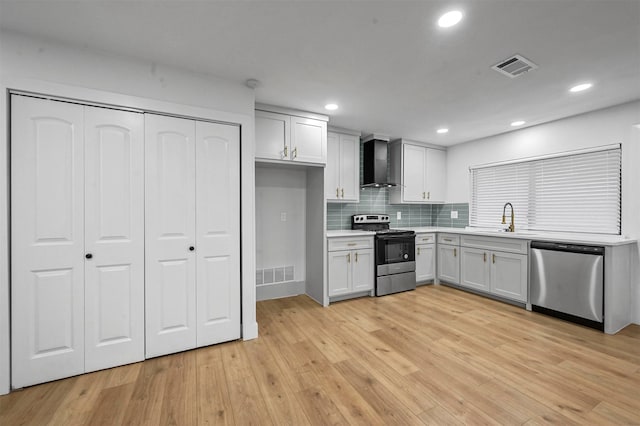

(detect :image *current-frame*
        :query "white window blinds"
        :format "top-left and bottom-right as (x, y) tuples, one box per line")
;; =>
(470, 145), (621, 235)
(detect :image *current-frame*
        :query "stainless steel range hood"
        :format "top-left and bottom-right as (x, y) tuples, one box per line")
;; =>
(361, 135), (397, 188)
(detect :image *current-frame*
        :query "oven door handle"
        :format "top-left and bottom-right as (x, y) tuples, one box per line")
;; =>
(376, 235), (415, 241)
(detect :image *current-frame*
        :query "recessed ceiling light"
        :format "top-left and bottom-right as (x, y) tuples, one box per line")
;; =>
(325, 103), (339, 111)
(437, 128), (449, 134)
(438, 10), (463, 28)
(569, 83), (593, 93)
(511, 120), (526, 127)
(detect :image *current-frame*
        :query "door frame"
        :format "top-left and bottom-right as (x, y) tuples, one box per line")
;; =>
(0, 77), (257, 394)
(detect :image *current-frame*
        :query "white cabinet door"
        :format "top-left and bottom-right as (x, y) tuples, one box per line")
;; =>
(491, 252), (527, 302)
(403, 144), (426, 202)
(255, 110), (290, 161)
(325, 132), (340, 200)
(340, 134), (360, 202)
(11, 96), (85, 388)
(145, 114), (197, 358)
(84, 107), (145, 373)
(352, 249), (374, 292)
(195, 121), (241, 346)
(437, 244), (460, 284)
(426, 148), (446, 202)
(290, 116), (326, 164)
(328, 251), (351, 296)
(416, 244), (435, 283)
(460, 247), (490, 292)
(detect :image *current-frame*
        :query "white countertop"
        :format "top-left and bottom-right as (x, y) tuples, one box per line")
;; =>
(326, 230), (376, 238)
(394, 226), (636, 246)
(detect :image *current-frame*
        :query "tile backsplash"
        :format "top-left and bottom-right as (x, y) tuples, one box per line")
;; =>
(327, 188), (469, 230)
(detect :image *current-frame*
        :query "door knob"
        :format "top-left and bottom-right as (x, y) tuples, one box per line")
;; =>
(189, 246), (195, 252)
(85, 253), (93, 259)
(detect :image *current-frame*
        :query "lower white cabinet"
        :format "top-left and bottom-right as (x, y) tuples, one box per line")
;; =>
(460, 236), (528, 302)
(327, 237), (374, 298)
(437, 244), (460, 284)
(437, 233), (460, 284)
(416, 233), (435, 283)
(491, 251), (527, 302)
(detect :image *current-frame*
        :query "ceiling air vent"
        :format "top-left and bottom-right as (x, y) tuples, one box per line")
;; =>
(492, 54), (538, 78)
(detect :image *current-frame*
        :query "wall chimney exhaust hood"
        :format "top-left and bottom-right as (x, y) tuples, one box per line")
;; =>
(361, 134), (397, 188)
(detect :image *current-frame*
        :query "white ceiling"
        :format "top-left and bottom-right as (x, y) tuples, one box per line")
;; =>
(1, 0), (639, 146)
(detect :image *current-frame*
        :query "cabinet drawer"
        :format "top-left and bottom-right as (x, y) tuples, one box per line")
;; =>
(438, 233), (460, 245)
(461, 235), (528, 254)
(328, 237), (373, 252)
(416, 233), (436, 244)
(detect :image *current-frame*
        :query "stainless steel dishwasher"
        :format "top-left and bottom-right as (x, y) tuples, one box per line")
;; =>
(530, 241), (604, 330)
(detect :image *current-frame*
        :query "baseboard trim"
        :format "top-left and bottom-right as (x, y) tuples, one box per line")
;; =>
(256, 281), (305, 301)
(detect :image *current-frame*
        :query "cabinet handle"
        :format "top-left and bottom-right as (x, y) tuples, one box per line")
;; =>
(417, 247), (421, 255)
(355, 252), (358, 262)
(454, 248), (457, 257)
(189, 246), (195, 252)
(423, 192), (426, 199)
(443, 238), (452, 242)
(427, 191), (430, 200)
(336, 187), (340, 198)
(347, 243), (357, 246)
(284, 146), (288, 158)
(292, 147), (298, 159)
(492, 254), (496, 264)
(422, 237), (431, 242)
(347, 253), (351, 263)
(483, 252), (487, 262)
(341, 188), (344, 198)
(85, 253), (93, 260)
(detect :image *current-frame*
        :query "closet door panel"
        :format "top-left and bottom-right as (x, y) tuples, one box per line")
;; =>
(145, 114), (197, 358)
(195, 121), (241, 346)
(11, 95), (85, 388)
(84, 107), (144, 372)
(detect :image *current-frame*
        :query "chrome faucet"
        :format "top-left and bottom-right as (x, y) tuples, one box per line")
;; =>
(502, 202), (515, 232)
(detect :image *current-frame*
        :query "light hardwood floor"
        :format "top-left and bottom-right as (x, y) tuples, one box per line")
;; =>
(2, 285), (639, 425)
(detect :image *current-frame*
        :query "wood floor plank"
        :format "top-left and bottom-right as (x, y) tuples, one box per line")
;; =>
(1, 285), (639, 425)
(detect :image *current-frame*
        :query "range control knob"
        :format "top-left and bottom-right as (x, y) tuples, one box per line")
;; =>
(403, 253), (409, 259)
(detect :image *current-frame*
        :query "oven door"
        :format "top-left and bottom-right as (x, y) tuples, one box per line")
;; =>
(376, 234), (415, 266)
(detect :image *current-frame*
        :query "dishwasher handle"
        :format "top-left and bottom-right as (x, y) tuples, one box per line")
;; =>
(531, 240), (604, 255)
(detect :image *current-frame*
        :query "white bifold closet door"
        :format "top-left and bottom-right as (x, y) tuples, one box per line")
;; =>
(195, 121), (240, 346)
(145, 114), (240, 358)
(11, 96), (85, 388)
(11, 95), (144, 388)
(83, 107), (145, 373)
(145, 115), (197, 358)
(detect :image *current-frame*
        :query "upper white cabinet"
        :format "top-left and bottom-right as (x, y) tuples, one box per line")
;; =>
(254, 110), (290, 161)
(326, 130), (360, 202)
(255, 106), (328, 165)
(11, 95), (145, 387)
(389, 140), (446, 204)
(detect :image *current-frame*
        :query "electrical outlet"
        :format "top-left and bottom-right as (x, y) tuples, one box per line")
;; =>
(451, 210), (458, 219)
(397, 211), (402, 220)
(280, 212), (287, 222)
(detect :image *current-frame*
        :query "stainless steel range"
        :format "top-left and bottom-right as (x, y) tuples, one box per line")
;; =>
(351, 214), (416, 296)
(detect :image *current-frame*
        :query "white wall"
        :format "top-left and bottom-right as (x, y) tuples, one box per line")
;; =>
(0, 30), (257, 395)
(255, 166), (307, 281)
(446, 100), (640, 324)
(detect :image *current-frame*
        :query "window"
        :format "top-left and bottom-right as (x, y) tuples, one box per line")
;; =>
(470, 145), (621, 235)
